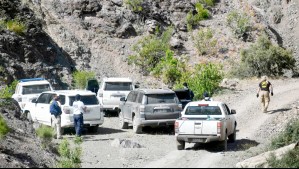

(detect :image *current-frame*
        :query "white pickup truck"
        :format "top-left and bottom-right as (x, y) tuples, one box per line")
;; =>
(175, 100), (237, 151)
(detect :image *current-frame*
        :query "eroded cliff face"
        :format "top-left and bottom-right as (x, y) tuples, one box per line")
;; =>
(1, 0), (298, 88)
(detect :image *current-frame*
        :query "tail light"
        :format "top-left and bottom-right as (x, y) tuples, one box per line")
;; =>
(139, 105), (145, 118)
(217, 122), (221, 134)
(63, 106), (71, 114)
(175, 121), (179, 133)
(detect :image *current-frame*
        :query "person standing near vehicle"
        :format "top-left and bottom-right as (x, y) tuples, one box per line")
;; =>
(183, 82), (195, 101)
(73, 94), (87, 137)
(256, 76), (274, 113)
(50, 94), (62, 139)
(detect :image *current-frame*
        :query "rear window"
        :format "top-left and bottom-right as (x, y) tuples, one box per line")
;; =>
(69, 95), (99, 106)
(185, 106), (222, 115)
(146, 94), (177, 104)
(104, 82), (132, 91)
(22, 84), (51, 94)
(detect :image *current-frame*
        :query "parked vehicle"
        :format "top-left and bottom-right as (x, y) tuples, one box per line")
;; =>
(23, 90), (104, 133)
(97, 77), (135, 112)
(12, 78), (53, 111)
(174, 89), (192, 109)
(175, 100), (237, 151)
(118, 88), (182, 134)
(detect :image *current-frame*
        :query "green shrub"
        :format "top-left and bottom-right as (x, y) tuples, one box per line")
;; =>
(6, 20), (26, 35)
(231, 34), (296, 78)
(56, 138), (82, 168)
(128, 27), (173, 74)
(192, 27), (217, 55)
(152, 49), (187, 85)
(198, 0), (215, 7)
(271, 119), (299, 149)
(72, 71), (96, 89)
(0, 80), (18, 99)
(175, 62), (223, 100)
(0, 115), (10, 139)
(36, 125), (54, 148)
(0, 20), (5, 31)
(187, 3), (210, 31)
(124, 0), (143, 12)
(267, 148), (299, 168)
(227, 11), (251, 39)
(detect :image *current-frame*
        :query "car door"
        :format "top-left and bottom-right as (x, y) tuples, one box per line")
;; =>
(35, 93), (52, 126)
(123, 91), (137, 121)
(223, 104), (234, 134)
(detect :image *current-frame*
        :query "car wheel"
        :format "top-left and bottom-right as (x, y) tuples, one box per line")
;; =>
(228, 126), (236, 143)
(176, 140), (185, 150)
(221, 132), (228, 151)
(119, 111), (128, 129)
(133, 116), (142, 134)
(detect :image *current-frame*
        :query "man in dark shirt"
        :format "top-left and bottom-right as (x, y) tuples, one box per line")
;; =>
(183, 82), (194, 101)
(50, 94), (62, 139)
(256, 76), (274, 113)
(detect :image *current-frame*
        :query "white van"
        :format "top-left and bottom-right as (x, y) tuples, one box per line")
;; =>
(97, 77), (135, 112)
(23, 90), (104, 132)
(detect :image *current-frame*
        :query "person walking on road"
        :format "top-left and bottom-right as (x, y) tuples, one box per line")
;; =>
(183, 82), (195, 101)
(256, 76), (274, 113)
(50, 94), (62, 139)
(73, 94), (87, 137)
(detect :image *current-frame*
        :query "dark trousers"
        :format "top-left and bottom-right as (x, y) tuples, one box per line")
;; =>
(74, 114), (83, 136)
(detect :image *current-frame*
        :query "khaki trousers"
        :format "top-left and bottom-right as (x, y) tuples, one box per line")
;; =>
(51, 115), (62, 139)
(260, 91), (270, 113)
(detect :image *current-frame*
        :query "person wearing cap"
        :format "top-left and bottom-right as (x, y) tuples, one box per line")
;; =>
(256, 75), (274, 113)
(183, 82), (195, 101)
(73, 94), (87, 137)
(50, 94), (62, 139)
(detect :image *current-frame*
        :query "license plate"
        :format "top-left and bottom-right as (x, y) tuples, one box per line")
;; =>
(192, 138), (205, 142)
(154, 109), (171, 113)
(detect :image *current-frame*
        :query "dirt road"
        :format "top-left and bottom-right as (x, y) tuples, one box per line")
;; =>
(73, 78), (299, 168)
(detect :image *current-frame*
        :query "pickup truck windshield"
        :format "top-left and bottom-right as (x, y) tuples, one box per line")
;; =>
(104, 82), (132, 91)
(185, 106), (222, 115)
(69, 95), (99, 106)
(146, 94), (176, 104)
(22, 84), (51, 94)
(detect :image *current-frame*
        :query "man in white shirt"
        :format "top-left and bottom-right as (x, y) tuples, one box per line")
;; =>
(73, 94), (87, 137)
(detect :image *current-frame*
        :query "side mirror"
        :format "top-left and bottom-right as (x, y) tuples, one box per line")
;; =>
(231, 109), (236, 114)
(120, 97), (126, 102)
(32, 99), (37, 103)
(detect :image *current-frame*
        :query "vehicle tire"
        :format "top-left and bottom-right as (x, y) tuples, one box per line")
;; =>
(221, 132), (228, 151)
(228, 126), (236, 143)
(133, 116), (142, 134)
(119, 111), (128, 129)
(88, 125), (99, 133)
(176, 140), (185, 150)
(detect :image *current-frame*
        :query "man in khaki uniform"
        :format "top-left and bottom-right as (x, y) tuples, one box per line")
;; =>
(256, 76), (274, 113)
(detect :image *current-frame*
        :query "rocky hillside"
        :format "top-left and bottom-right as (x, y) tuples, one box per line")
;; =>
(1, 0), (299, 88)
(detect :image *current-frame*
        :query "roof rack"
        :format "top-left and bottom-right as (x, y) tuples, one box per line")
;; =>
(19, 78), (46, 82)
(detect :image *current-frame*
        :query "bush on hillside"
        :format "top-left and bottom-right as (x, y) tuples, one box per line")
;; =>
(267, 148), (299, 168)
(72, 71), (96, 89)
(227, 11), (251, 40)
(128, 27), (173, 75)
(186, 3), (210, 31)
(152, 49), (187, 85)
(56, 138), (82, 168)
(192, 27), (217, 55)
(124, 0), (143, 12)
(0, 115), (10, 139)
(0, 80), (18, 99)
(6, 19), (27, 36)
(175, 63), (223, 100)
(230, 34), (296, 78)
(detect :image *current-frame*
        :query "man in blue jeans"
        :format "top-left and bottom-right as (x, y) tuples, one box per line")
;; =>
(73, 94), (87, 137)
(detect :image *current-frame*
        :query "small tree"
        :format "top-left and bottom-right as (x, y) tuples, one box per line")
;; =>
(192, 28), (217, 55)
(235, 34), (296, 77)
(0, 80), (18, 99)
(0, 115), (10, 139)
(186, 3), (210, 31)
(72, 71), (96, 89)
(227, 11), (251, 39)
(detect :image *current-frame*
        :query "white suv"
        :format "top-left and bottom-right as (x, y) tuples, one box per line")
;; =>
(97, 77), (135, 112)
(23, 90), (104, 132)
(12, 78), (53, 111)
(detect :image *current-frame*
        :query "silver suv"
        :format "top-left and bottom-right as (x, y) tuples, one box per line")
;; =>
(118, 88), (182, 133)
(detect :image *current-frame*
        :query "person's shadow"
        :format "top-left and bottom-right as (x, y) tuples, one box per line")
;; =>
(268, 108), (292, 114)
